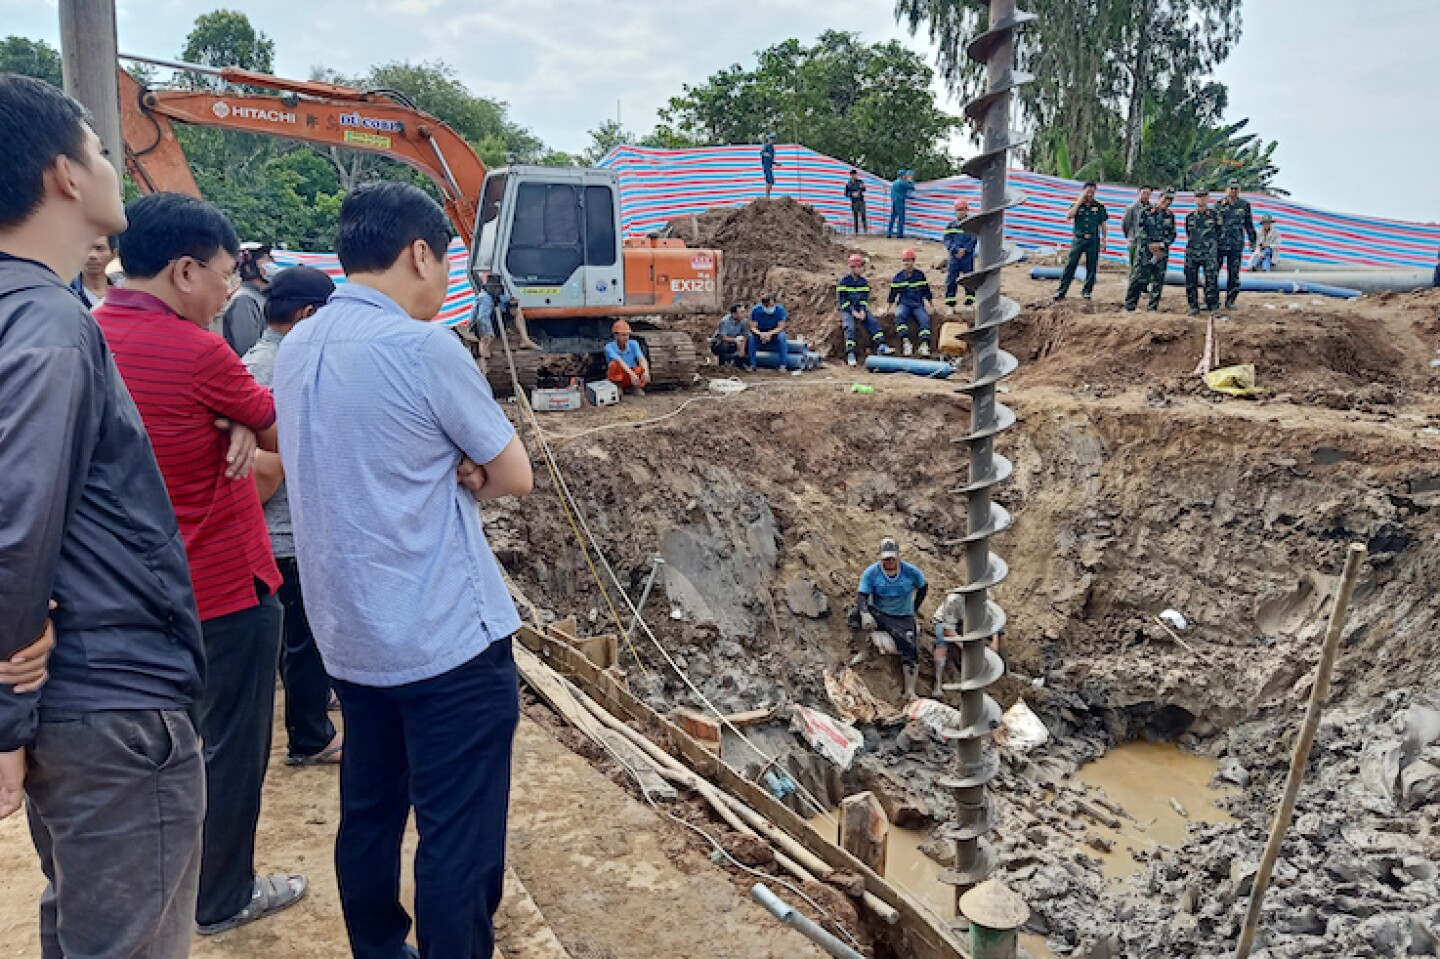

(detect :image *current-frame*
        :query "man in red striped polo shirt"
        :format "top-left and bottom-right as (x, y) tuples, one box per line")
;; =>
(96, 192), (307, 935)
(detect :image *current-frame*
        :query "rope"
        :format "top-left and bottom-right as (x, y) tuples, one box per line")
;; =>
(489, 311), (650, 680)
(486, 321), (831, 817)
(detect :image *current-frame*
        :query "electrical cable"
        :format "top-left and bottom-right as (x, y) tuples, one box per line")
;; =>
(488, 311), (833, 818)
(539, 668), (865, 953)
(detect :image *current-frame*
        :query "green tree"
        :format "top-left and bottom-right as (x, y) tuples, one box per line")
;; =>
(894, 0), (1255, 185)
(583, 119), (634, 164)
(0, 36), (62, 86)
(656, 31), (959, 180)
(180, 8), (275, 83)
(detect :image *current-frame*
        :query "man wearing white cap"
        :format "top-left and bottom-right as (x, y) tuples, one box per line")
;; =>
(851, 538), (928, 699)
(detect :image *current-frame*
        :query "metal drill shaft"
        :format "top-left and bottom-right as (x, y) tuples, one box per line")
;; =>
(936, 0), (1033, 915)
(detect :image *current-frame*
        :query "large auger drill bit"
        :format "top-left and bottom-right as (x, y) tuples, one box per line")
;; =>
(935, 0), (1034, 919)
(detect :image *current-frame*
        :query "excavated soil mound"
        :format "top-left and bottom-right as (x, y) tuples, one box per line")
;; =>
(663, 199), (867, 356)
(665, 197), (840, 272)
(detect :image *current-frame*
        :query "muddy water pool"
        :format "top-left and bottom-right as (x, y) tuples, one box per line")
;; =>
(808, 741), (1232, 957)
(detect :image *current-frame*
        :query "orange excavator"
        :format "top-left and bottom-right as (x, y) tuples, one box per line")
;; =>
(117, 55), (721, 389)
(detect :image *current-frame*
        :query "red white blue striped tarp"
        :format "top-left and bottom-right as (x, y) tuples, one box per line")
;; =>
(272, 239), (476, 327)
(600, 144), (1440, 273)
(275, 146), (1440, 324)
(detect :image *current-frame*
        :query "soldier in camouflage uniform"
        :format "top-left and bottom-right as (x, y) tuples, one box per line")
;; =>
(1184, 189), (1223, 315)
(1124, 190), (1176, 312)
(1216, 181), (1258, 308)
(1053, 182), (1108, 301)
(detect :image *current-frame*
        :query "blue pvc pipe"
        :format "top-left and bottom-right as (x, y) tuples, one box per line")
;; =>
(1028, 266), (1362, 299)
(751, 350), (823, 370)
(863, 355), (953, 378)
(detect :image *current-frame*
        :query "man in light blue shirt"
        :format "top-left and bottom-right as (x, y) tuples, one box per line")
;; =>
(850, 537), (929, 698)
(274, 182), (532, 959)
(604, 319), (650, 395)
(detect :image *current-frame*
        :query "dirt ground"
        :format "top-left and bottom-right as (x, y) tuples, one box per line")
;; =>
(3, 200), (1439, 958)
(0, 704), (830, 959)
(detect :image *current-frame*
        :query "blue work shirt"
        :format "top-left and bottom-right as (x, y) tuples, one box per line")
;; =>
(859, 561), (927, 617)
(274, 283), (520, 687)
(760, 142), (775, 170)
(605, 338), (645, 368)
(750, 303), (787, 332)
(890, 178), (915, 205)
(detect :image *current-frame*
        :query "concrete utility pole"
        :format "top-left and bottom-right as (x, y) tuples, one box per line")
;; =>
(59, 0), (123, 176)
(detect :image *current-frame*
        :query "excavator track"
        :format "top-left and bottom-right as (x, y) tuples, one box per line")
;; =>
(482, 348), (543, 396)
(636, 331), (697, 389)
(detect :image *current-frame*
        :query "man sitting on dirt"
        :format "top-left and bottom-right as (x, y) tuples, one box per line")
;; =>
(605, 319), (651, 395)
(710, 303), (749, 367)
(837, 253), (892, 367)
(849, 537), (929, 700)
(887, 249), (934, 356)
(943, 198), (978, 313)
(1251, 214), (1281, 272)
(932, 588), (1007, 698)
(748, 294), (790, 372)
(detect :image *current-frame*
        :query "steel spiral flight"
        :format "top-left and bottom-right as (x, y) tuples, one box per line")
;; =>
(935, 0), (1034, 915)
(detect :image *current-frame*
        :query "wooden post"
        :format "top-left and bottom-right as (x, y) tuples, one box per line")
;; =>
(1234, 543), (1366, 959)
(839, 791), (889, 876)
(58, 0), (122, 176)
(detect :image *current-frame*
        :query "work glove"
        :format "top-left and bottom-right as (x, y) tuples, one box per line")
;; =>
(860, 611), (877, 631)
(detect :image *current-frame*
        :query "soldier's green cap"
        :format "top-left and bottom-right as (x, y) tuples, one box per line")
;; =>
(1227, 181), (1240, 188)
(1162, 189), (1176, 198)
(1195, 188), (1210, 196)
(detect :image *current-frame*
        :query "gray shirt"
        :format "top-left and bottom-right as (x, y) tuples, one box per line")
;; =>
(222, 281), (266, 357)
(241, 328), (293, 558)
(716, 314), (749, 339)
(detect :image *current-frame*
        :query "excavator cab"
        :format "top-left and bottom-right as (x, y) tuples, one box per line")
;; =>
(469, 166), (625, 312)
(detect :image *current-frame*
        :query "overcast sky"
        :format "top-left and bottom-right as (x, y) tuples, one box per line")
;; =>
(4, 0), (1435, 222)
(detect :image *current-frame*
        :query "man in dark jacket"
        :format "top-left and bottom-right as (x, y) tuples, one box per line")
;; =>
(0, 73), (206, 959)
(844, 169), (868, 234)
(943, 198), (978, 313)
(887, 249), (934, 356)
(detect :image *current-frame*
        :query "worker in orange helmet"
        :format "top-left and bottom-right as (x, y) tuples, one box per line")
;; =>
(605, 320), (651, 396)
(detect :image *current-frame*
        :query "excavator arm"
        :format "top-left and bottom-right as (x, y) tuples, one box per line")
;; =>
(118, 67), (485, 245)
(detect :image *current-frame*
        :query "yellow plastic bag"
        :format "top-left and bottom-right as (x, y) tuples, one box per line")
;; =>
(1204, 364), (1266, 397)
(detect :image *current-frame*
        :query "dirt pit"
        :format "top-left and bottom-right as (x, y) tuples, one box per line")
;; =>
(489, 225), (1440, 957)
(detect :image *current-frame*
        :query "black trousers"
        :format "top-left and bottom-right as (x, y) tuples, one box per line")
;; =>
(1057, 238), (1101, 297)
(847, 607), (920, 666)
(276, 556), (336, 758)
(332, 638), (520, 959)
(196, 583), (284, 925)
(851, 198), (867, 233)
(1219, 246), (1244, 303)
(26, 709), (205, 959)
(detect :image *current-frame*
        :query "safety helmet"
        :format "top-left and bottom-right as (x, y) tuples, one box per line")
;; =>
(848, 254), (865, 267)
(902, 249), (916, 260)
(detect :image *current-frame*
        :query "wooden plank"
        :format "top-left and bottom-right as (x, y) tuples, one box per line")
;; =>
(839, 791), (889, 875)
(516, 626), (966, 959)
(724, 707), (778, 727)
(674, 708), (722, 743)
